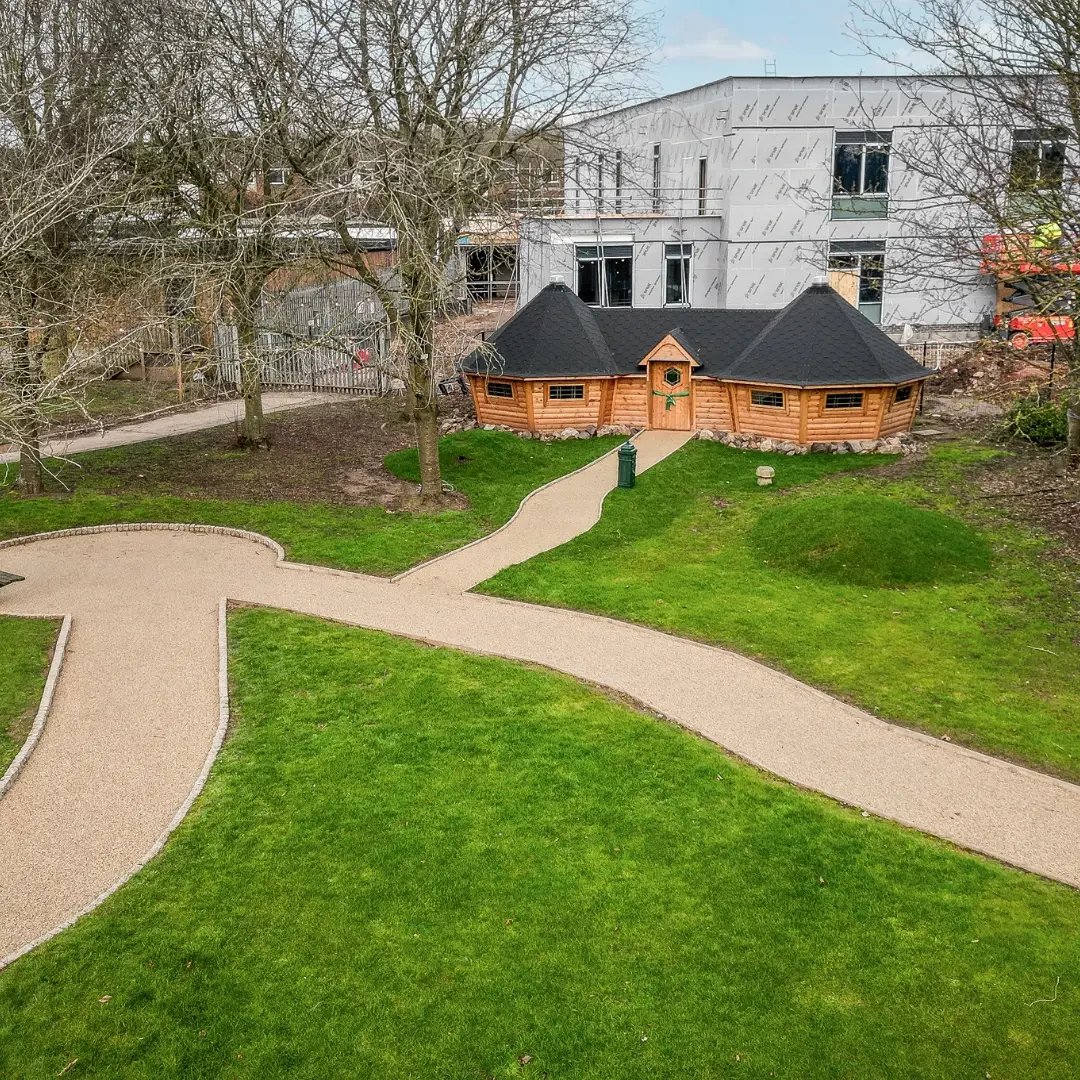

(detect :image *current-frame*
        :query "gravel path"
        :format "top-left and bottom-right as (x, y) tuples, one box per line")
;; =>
(0, 391), (337, 466)
(1, 431), (1078, 962)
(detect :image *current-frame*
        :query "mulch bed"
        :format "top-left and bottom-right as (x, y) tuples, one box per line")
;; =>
(76, 395), (474, 509)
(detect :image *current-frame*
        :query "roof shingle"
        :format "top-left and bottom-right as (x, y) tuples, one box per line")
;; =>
(460, 282), (931, 386)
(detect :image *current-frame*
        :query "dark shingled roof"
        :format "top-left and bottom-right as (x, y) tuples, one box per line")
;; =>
(723, 283), (932, 386)
(461, 281), (931, 386)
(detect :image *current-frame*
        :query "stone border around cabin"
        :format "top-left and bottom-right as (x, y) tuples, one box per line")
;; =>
(452, 417), (920, 455)
(695, 429), (920, 456)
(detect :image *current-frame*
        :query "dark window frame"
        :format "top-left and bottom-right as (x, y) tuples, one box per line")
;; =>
(614, 150), (623, 213)
(893, 384), (913, 404)
(750, 389), (785, 408)
(575, 244), (633, 308)
(833, 131), (892, 196)
(824, 391), (865, 410)
(697, 157), (708, 215)
(486, 381), (514, 399)
(548, 383), (585, 401)
(1010, 128), (1068, 191)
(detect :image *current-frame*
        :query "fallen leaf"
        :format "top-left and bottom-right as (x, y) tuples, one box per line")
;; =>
(518, 1054), (533, 1066)
(97, 995), (111, 1004)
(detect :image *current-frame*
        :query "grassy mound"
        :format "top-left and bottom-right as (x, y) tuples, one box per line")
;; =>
(750, 492), (992, 587)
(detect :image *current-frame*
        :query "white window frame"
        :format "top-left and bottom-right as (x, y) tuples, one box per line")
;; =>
(651, 143), (662, 211)
(663, 243), (693, 307)
(266, 167), (287, 187)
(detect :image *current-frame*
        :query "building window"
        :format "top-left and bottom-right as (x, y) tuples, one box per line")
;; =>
(597, 154), (604, 211)
(824, 391), (865, 409)
(663, 366), (682, 386)
(549, 384), (585, 400)
(827, 240), (885, 324)
(487, 381), (514, 399)
(751, 389), (784, 408)
(266, 167), (287, 187)
(832, 131), (890, 219)
(614, 151), (623, 213)
(573, 160), (581, 213)
(664, 243), (692, 305)
(576, 244), (633, 307)
(894, 384), (913, 403)
(652, 143), (662, 211)
(698, 157), (708, 215)
(1010, 128), (1067, 191)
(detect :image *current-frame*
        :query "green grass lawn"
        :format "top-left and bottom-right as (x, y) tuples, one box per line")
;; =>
(0, 431), (619, 575)
(0, 608), (1076, 1078)
(0, 616), (59, 774)
(480, 441), (1080, 780)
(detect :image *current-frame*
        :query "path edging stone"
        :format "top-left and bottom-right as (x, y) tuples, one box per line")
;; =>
(0, 597), (233, 970)
(0, 614), (72, 800)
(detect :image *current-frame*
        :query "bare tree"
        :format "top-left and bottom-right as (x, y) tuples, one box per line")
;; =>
(129, 0), (330, 449)
(296, 0), (651, 501)
(0, 0), (139, 492)
(852, 0), (1080, 468)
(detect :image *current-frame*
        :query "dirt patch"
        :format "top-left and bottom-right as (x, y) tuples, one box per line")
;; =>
(966, 447), (1080, 560)
(63, 395), (476, 509)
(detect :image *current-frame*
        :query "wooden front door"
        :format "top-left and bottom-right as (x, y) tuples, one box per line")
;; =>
(648, 361), (693, 430)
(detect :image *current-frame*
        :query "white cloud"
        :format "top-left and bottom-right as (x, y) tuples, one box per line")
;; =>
(660, 22), (771, 63)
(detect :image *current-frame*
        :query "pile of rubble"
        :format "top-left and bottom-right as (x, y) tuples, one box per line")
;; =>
(696, 429), (919, 455)
(930, 339), (1057, 401)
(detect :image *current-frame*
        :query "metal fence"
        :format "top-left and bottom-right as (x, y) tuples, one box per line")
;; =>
(214, 277), (398, 395)
(902, 340), (979, 371)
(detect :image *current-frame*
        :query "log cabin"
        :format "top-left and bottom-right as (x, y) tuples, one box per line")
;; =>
(460, 279), (932, 444)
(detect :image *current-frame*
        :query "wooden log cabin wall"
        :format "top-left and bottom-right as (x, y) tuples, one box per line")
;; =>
(461, 281), (931, 446)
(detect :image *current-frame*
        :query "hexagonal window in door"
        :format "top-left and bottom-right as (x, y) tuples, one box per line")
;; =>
(663, 366), (682, 386)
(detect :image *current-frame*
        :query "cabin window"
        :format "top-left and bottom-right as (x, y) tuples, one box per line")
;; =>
(664, 243), (692, 305)
(663, 366), (682, 386)
(549, 384), (585, 400)
(832, 131), (890, 219)
(576, 245), (632, 307)
(751, 390), (784, 408)
(893, 384), (913, 404)
(824, 392), (864, 410)
(487, 381), (514, 399)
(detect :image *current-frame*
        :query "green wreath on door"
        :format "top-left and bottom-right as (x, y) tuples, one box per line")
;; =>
(652, 388), (690, 411)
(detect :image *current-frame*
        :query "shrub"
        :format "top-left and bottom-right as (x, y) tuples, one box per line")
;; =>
(1000, 395), (1068, 446)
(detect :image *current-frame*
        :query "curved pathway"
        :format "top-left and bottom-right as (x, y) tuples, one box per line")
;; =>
(1, 436), (1079, 963)
(0, 391), (336, 466)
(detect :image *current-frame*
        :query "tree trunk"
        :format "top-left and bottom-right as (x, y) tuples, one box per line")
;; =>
(408, 306), (443, 501)
(13, 331), (44, 495)
(1066, 343), (1080, 471)
(233, 287), (269, 449)
(17, 431), (44, 495)
(1067, 397), (1080, 471)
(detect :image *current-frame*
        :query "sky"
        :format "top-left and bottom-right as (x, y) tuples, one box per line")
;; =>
(648, 0), (892, 96)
